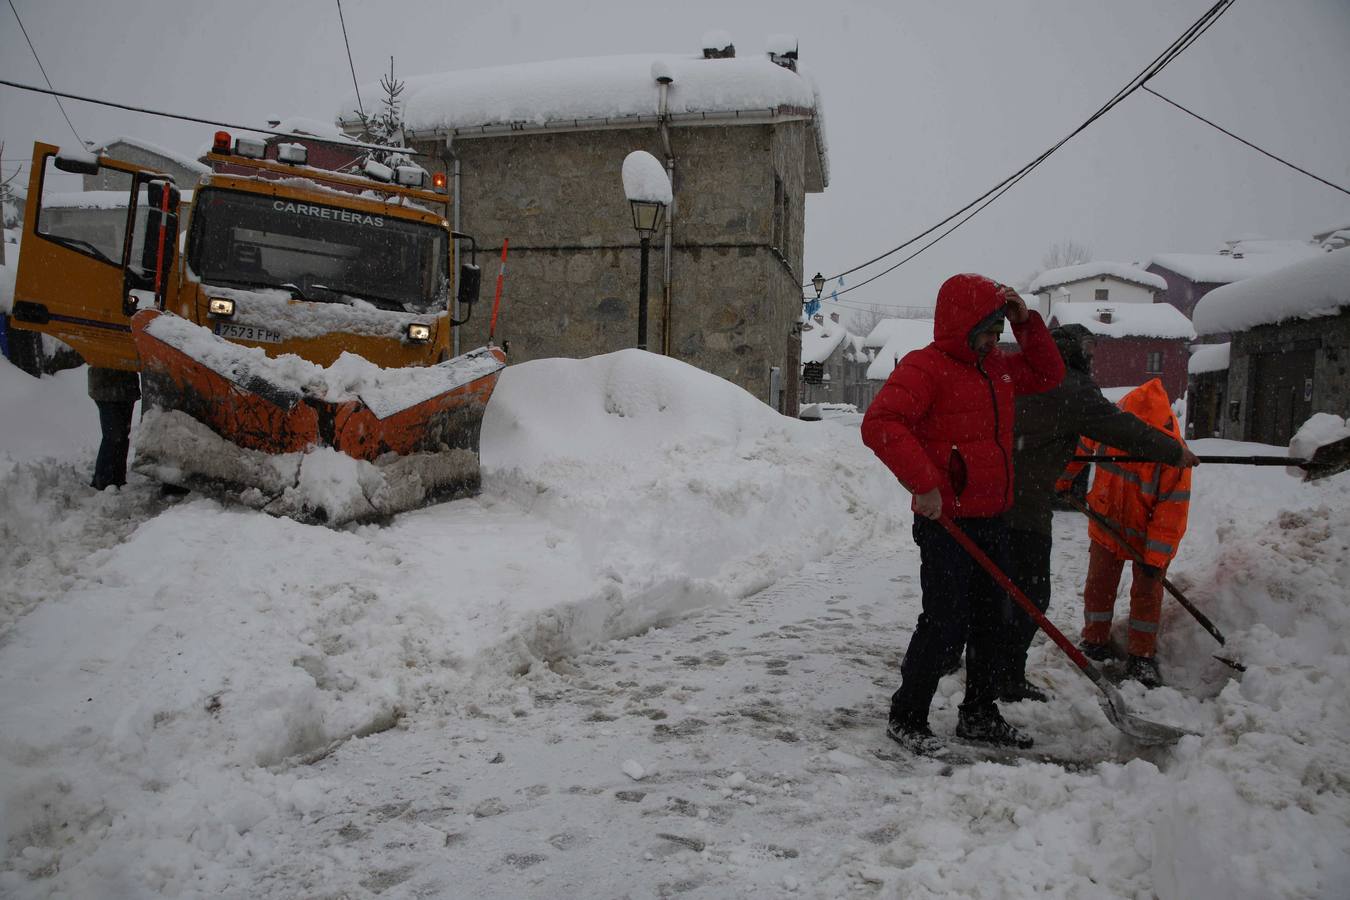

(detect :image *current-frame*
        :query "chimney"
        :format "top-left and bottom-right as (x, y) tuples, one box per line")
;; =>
(767, 33), (798, 71)
(812, 314), (825, 325)
(1232, 252), (1245, 259)
(702, 30), (735, 59)
(829, 311), (840, 323)
(1098, 308), (1113, 324)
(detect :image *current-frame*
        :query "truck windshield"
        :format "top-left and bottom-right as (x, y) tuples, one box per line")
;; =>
(187, 188), (448, 313)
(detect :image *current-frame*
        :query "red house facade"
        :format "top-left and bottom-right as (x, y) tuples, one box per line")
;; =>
(1049, 302), (1195, 402)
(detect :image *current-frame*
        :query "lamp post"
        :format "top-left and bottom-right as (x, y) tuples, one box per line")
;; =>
(622, 151), (672, 351)
(812, 272), (825, 301)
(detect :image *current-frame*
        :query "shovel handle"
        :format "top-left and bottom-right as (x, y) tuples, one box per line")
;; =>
(935, 515), (1094, 673)
(1074, 454), (1306, 467)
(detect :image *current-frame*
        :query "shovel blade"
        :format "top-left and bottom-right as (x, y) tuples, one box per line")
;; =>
(1303, 435), (1350, 482)
(1095, 680), (1195, 745)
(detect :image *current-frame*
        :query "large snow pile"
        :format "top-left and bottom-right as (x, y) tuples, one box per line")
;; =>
(1193, 248), (1350, 336)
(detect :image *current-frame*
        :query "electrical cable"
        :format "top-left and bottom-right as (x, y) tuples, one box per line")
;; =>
(1142, 86), (1350, 197)
(0, 78), (426, 157)
(805, 0), (1235, 294)
(335, 0), (365, 121)
(7, 0), (83, 146)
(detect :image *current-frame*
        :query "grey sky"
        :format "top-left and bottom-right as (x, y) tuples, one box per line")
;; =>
(3, 0), (1347, 316)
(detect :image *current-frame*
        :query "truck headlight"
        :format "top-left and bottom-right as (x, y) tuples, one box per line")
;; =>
(406, 323), (432, 343)
(209, 298), (236, 317)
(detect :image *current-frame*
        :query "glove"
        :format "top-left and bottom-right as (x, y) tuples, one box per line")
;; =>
(1138, 563), (1162, 580)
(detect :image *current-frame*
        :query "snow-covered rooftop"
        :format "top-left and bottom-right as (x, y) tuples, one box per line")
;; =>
(865, 319), (934, 380)
(333, 52), (827, 187)
(264, 116), (361, 144)
(1049, 301), (1196, 340)
(1188, 342), (1231, 375)
(1029, 261), (1167, 293)
(1192, 248), (1350, 336)
(91, 135), (211, 175)
(800, 314), (851, 365)
(1148, 240), (1322, 285)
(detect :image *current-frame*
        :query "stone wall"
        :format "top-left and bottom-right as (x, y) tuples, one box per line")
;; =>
(417, 118), (811, 408)
(1223, 309), (1350, 441)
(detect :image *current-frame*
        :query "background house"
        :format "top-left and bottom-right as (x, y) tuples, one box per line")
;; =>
(1028, 261), (1166, 321)
(84, 136), (209, 192)
(863, 317), (934, 387)
(1049, 301), (1195, 401)
(1186, 342), (1230, 439)
(1147, 237), (1323, 321)
(1192, 247), (1350, 446)
(336, 42), (828, 416)
(798, 308), (869, 409)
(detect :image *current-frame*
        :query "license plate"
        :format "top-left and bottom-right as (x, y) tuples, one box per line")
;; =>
(215, 322), (283, 344)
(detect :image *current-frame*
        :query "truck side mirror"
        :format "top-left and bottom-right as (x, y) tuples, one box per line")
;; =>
(457, 262), (481, 306)
(53, 150), (100, 175)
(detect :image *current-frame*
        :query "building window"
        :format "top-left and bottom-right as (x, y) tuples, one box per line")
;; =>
(1146, 350), (1163, 374)
(1095, 288), (1109, 301)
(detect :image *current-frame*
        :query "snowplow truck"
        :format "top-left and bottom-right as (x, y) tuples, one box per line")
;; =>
(9, 136), (506, 525)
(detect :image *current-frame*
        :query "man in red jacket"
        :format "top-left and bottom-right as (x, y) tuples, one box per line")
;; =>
(862, 273), (1064, 752)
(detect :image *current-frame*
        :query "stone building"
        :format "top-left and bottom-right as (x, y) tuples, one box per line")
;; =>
(84, 136), (209, 192)
(336, 43), (827, 414)
(1193, 248), (1350, 446)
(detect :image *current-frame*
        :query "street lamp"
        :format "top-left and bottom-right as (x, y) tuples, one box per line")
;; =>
(812, 272), (826, 300)
(622, 151), (672, 351)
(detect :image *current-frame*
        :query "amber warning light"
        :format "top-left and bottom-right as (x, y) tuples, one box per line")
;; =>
(432, 172), (448, 191)
(212, 131), (232, 154)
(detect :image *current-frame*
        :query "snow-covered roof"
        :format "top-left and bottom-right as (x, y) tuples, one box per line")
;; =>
(865, 319), (934, 380)
(91, 136), (211, 175)
(862, 316), (933, 349)
(800, 315), (850, 364)
(1049, 302), (1196, 340)
(1148, 241), (1322, 285)
(1188, 342), (1230, 375)
(1029, 261), (1167, 293)
(333, 52), (827, 187)
(1192, 248), (1350, 336)
(265, 116), (361, 144)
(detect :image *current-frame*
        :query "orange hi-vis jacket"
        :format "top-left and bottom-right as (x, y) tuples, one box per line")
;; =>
(1057, 379), (1191, 569)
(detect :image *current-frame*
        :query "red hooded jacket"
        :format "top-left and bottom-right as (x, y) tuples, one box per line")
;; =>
(861, 274), (1065, 518)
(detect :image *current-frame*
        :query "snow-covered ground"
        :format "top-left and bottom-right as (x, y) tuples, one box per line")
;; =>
(0, 349), (1347, 899)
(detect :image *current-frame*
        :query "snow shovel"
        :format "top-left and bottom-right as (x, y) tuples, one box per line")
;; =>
(936, 514), (1195, 746)
(1075, 435), (1350, 483)
(1064, 495), (1245, 672)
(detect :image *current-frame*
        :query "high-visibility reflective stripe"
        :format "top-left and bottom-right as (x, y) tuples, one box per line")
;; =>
(1085, 611), (1114, 622)
(1129, 618), (1159, 633)
(1096, 461), (1144, 487)
(1146, 538), (1174, 555)
(1159, 491), (1191, 502)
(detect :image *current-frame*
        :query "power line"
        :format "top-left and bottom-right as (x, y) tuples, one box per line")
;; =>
(807, 0), (1236, 296)
(336, 0), (365, 121)
(1142, 85), (1350, 198)
(0, 78), (425, 157)
(7, 0), (83, 145)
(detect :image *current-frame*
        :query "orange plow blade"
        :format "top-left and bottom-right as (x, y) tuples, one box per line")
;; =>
(131, 309), (507, 525)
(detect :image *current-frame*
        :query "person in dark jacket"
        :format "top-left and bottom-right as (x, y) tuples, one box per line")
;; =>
(88, 366), (141, 490)
(861, 274), (1064, 753)
(999, 325), (1197, 700)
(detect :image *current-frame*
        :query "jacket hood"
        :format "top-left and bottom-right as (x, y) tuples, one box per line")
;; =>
(933, 274), (1005, 362)
(1119, 378), (1180, 435)
(1051, 323), (1094, 373)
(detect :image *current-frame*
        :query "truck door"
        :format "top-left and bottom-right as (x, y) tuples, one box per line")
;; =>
(9, 142), (180, 371)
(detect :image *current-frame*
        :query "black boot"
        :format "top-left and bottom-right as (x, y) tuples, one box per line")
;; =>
(886, 714), (944, 756)
(999, 677), (1048, 703)
(955, 706), (1034, 749)
(1125, 655), (1164, 689)
(1078, 640), (1116, 662)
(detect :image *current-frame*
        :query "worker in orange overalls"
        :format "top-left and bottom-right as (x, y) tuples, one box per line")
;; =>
(1056, 379), (1191, 688)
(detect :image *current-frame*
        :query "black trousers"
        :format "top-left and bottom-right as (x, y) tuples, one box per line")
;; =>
(92, 400), (135, 489)
(1005, 528), (1053, 683)
(891, 515), (1013, 724)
